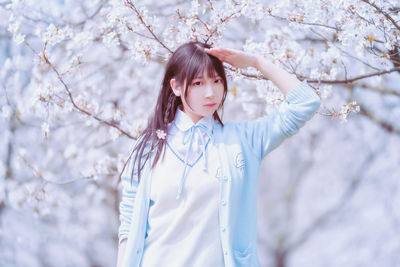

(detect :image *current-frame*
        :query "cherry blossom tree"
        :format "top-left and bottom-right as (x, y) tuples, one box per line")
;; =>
(1, 0), (399, 266)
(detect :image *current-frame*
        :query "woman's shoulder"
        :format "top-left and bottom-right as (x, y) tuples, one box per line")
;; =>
(215, 119), (249, 138)
(220, 118), (254, 129)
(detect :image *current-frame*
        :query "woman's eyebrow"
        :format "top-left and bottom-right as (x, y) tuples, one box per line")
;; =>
(194, 73), (221, 79)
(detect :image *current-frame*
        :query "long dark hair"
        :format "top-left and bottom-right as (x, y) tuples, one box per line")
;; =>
(127, 41), (228, 184)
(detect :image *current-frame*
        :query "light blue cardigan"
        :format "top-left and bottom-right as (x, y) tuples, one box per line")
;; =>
(119, 80), (321, 267)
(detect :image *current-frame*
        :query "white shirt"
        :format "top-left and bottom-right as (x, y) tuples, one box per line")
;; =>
(140, 107), (225, 267)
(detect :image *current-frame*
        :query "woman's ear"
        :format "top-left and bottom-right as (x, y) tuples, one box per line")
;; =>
(170, 78), (181, 97)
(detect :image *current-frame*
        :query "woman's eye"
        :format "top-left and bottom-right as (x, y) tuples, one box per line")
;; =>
(215, 79), (222, 83)
(193, 81), (202, 86)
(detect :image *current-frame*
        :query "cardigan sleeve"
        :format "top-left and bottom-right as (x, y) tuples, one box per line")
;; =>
(238, 80), (321, 160)
(118, 144), (139, 245)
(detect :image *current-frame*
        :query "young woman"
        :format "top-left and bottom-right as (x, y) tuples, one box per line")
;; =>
(117, 41), (321, 267)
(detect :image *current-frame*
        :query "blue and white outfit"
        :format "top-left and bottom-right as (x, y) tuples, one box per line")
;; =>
(118, 80), (321, 267)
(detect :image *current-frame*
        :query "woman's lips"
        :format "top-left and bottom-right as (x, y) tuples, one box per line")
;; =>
(204, 103), (216, 108)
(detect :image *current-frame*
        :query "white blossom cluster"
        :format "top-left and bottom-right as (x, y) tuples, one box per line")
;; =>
(0, 0), (399, 266)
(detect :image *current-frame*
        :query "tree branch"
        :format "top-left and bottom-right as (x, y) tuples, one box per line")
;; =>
(361, 0), (400, 31)
(25, 42), (136, 140)
(74, 1), (105, 26)
(226, 64), (400, 86)
(358, 105), (400, 135)
(288, 149), (377, 251)
(303, 67), (400, 84)
(264, 9), (341, 31)
(124, 0), (173, 53)
(355, 82), (400, 97)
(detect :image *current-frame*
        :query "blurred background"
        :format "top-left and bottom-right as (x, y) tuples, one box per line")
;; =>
(0, 0), (399, 266)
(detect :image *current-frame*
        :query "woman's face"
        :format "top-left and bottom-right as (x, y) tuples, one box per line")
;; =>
(170, 70), (224, 124)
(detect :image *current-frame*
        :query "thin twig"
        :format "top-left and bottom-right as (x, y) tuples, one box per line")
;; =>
(124, 0), (173, 53)
(359, 105), (400, 134)
(304, 67), (400, 84)
(74, 2), (105, 26)
(226, 63), (400, 85)
(355, 83), (400, 97)
(361, 0), (400, 31)
(25, 42), (136, 140)
(264, 9), (341, 31)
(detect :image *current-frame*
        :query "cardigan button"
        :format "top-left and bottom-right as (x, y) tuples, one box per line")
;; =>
(223, 176), (228, 182)
(136, 249), (140, 254)
(221, 227), (226, 232)
(221, 200), (226, 206)
(223, 250), (228, 255)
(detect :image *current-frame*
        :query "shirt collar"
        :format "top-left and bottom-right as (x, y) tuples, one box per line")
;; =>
(174, 106), (214, 134)
(169, 106), (216, 200)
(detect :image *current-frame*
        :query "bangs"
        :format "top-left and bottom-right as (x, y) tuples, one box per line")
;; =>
(185, 48), (222, 84)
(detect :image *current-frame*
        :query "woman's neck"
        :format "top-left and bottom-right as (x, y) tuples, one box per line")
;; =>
(179, 105), (204, 124)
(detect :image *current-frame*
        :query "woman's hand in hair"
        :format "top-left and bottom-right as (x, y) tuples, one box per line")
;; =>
(205, 48), (258, 69)
(206, 47), (301, 95)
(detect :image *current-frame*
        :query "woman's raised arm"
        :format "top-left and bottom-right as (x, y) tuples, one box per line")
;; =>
(205, 47), (300, 96)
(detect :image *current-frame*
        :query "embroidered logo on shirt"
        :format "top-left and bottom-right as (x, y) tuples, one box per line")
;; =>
(234, 152), (245, 173)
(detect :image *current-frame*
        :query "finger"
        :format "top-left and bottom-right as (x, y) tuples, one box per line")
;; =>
(205, 49), (225, 60)
(206, 47), (232, 53)
(209, 48), (236, 56)
(204, 48), (216, 54)
(205, 49), (234, 60)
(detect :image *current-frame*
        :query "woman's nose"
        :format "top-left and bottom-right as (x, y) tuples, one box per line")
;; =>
(205, 84), (215, 97)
